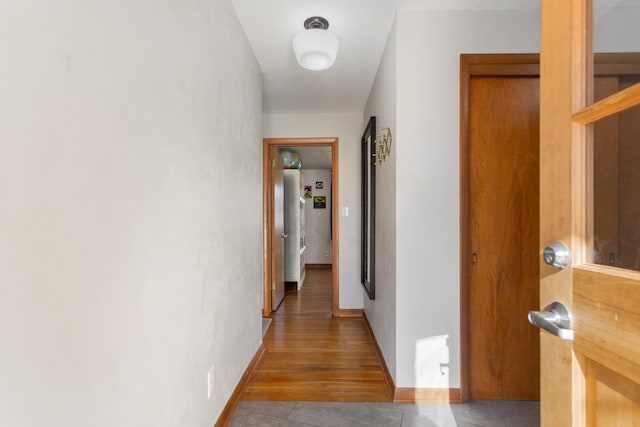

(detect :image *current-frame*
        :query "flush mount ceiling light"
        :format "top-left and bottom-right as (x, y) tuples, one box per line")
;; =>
(292, 16), (340, 71)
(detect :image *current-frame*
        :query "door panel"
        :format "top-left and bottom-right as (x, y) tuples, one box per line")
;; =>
(587, 360), (640, 426)
(576, 268), (640, 426)
(573, 268), (640, 384)
(271, 147), (285, 311)
(469, 76), (540, 400)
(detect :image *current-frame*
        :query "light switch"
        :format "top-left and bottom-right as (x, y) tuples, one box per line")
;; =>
(342, 206), (349, 217)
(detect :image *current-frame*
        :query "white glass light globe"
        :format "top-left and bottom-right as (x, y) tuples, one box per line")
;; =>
(292, 28), (340, 71)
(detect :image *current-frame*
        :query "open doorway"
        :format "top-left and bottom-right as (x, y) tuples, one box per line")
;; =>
(262, 137), (339, 317)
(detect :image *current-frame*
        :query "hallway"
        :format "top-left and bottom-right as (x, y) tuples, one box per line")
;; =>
(231, 268), (540, 426)
(241, 267), (392, 402)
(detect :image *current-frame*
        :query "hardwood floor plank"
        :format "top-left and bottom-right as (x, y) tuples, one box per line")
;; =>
(241, 268), (392, 402)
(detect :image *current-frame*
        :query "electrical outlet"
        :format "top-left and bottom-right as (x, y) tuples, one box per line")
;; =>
(207, 366), (215, 399)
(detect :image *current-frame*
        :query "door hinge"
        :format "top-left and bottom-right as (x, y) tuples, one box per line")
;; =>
(272, 159), (275, 167)
(271, 281), (276, 291)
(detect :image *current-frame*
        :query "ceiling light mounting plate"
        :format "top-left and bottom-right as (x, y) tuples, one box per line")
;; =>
(304, 16), (329, 30)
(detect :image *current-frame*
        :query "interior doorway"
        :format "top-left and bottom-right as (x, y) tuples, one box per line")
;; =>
(262, 137), (339, 317)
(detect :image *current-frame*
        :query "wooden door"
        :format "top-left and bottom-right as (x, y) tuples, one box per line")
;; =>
(540, 0), (640, 425)
(271, 147), (285, 311)
(468, 76), (540, 400)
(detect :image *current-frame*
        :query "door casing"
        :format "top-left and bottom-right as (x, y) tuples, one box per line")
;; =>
(262, 137), (340, 317)
(270, 146), (285, 311)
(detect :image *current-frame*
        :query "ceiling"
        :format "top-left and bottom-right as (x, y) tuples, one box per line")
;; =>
(231, 0), (402, 114)
(231, 0), (540, 168)
(230, 0), (541, 115)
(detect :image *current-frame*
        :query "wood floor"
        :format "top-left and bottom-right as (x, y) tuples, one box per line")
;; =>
(241, 267), (392, 402)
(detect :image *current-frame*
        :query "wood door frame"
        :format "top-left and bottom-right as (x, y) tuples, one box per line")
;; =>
(459, 53), (640, 402)
(263, 137), (340, 317)
(459, 53), (541, 402)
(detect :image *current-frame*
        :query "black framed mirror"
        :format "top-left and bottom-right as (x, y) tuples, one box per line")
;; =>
(361, 116), (376, 299)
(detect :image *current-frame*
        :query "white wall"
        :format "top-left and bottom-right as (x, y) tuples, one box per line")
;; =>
(301, 169), (333, 265)
(263, 113), (364, 309)
(365, 5), (640, 391)
(394, 9), (540, 388)
(0, 1), (262, 425)
(363, 18), (398, 382)
(366, 9), (541, 389)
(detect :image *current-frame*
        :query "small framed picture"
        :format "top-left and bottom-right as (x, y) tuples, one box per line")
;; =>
(315, 181), (323, 189)
(313, 196), (326, 209)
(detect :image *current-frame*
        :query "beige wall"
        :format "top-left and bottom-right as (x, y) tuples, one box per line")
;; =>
(0, 0), (263, 425)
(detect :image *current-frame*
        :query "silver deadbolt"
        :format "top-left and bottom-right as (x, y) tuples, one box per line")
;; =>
(543, 242), (570, 269)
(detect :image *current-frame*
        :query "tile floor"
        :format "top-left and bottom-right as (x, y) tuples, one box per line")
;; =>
(229, 400), (539, 427)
